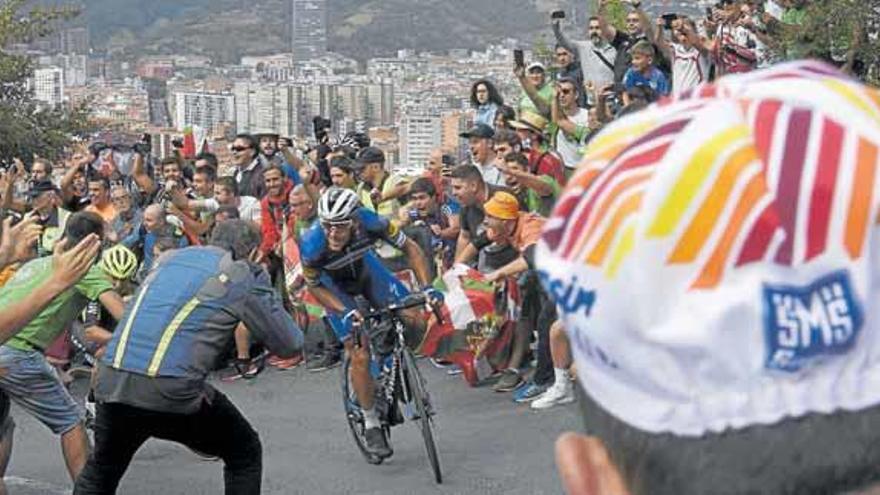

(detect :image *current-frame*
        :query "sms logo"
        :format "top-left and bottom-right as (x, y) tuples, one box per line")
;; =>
(763, 271), (864, 373)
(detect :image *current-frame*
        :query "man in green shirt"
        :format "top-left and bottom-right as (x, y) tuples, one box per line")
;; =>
(0, 212), (124, 482)
(515, 62), (555, 119)
(499, 152), (560, 217)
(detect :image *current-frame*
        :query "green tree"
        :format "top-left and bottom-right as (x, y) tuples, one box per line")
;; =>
(782, 0), (879, 84)
(0, 0), (90, 164)
(589, 0), (627, 32)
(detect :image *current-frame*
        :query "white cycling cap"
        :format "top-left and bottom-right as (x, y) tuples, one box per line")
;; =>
(537, 61), (880, 436)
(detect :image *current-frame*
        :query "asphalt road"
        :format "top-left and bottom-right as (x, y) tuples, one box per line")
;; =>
(7, 362), (581, 494)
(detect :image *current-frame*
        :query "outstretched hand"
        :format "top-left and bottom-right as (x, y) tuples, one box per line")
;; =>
(47, 234), (101, 292)
(0, 215), (42, 268)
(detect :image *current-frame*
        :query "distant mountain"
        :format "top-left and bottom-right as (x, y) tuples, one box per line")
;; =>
(79, 0), (554, 63)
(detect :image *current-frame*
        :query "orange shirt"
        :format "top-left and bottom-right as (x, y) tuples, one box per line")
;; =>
(511, 212), (545, 252)
(86, 202), (118, 223)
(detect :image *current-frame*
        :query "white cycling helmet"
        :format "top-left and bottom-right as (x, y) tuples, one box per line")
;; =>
(318, 187), (360, 223)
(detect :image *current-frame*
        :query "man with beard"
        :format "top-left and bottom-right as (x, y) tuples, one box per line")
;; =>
(256, 132), (284, 167)
(257, 165), (294, 263)
(598, 0), (665, 84)
(554, 15), (617, 105)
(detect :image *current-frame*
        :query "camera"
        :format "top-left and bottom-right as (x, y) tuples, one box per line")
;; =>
(551, 10), (566, 20)
(312, 116), (332, 143)
(171, 138), (185, 149)
(88, 142), (109, 158)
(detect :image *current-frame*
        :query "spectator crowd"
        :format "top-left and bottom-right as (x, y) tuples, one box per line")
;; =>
(0, 0), (848, 489)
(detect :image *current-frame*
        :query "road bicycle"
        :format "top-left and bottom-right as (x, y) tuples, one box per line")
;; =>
(340, 292), (443, 483)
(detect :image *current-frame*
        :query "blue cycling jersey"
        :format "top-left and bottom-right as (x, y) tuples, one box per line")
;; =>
(299, 208), (412, 347)
(300, 207), (407, 287)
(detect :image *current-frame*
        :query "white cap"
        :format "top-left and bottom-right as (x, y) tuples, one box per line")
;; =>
(538, 61), (880, 437)
(526, 61), (545, 73)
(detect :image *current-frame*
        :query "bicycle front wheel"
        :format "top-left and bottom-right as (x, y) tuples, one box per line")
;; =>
(341, 354), (383, 465)
(402, 349), (442, 483)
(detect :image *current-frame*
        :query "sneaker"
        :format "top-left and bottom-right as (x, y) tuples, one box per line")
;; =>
(531, 382), (575, 410)
(446, 365), (463, 376)
(364, 427), (393, 459)
(307, 351), (341, 372)
(430, 358), (454, 369)
(220, 357), (264, 382)
(493, 369), (523, 392)
(513, 381), (549, 403)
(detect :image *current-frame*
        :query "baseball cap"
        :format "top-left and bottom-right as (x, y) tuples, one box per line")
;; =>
(483, 191), (520, 220)
(28, 179), (59, 198)
(459, 123), (495, 140)
(526, 62), (545, 73)
(356, 146), (385, 165)
(537, 61), (880, 437)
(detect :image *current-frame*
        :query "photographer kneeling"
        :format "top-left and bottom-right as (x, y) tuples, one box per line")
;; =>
(74, 220), (304, 495)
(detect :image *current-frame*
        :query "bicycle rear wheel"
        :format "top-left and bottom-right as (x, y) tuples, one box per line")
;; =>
(402, 349), (442, 483)
(340, 354), (383, 465)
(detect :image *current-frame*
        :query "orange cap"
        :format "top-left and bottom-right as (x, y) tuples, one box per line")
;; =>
(483, 191), (520, 220)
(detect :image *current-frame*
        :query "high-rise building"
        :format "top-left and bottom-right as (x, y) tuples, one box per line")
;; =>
(235, 79), (394, 138)
(58, 27), (89, 55)
(33, 67), (64, 107)
(38, 54), (87, 87)
(234, 81), (297, 137)
(401, 112), (442, 170)
(173, 91), (235, 135)
(440, 111), (469, 161)
(290, 0), (327, 62)
(365, 80), (395, 126)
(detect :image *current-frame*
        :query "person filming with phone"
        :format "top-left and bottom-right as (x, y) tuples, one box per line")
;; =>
(553, 11), (616, 106)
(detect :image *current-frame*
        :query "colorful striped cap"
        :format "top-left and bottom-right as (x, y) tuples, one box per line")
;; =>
(537, 61), (880, 436)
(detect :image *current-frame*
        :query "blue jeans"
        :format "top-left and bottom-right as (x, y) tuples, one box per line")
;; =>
(0, 345), (83, 434)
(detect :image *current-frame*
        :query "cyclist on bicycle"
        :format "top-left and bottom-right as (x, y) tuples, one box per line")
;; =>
(301, 187), (441, 459)
(70, 244), (139, 418)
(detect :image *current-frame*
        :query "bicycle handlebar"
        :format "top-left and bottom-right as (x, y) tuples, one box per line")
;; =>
(357, 292), (444, 325)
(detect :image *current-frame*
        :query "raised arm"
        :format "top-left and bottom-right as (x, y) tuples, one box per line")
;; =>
(515, 65), (552, 118)
(597, 0), (618, 42)
(553, 21), (577, 57)
(0, 233), (100, 343)
(654, 18), (674, 61)
(131, 152), (157, 195)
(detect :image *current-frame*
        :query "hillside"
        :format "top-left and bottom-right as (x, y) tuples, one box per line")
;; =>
(80, 0), (552, 62)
